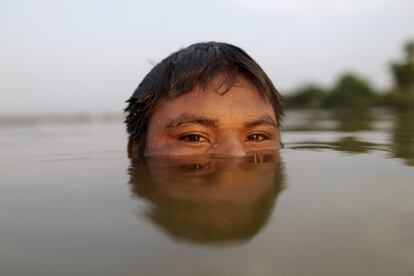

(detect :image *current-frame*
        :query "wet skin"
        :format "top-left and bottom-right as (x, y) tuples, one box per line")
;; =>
(143, 74), (281, 156)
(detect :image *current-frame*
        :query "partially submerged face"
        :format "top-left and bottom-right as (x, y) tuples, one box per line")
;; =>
(143, 74), (281, 156)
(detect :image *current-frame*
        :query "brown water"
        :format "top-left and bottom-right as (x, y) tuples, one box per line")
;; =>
(0, 109), (413, 276)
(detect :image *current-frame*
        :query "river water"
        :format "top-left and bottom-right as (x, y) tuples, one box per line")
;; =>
(0, 109), (413, 276)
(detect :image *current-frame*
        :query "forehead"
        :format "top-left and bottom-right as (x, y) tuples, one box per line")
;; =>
(152, 75), (276, 124)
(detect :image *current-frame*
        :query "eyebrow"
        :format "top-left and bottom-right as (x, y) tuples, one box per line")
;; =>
(164, 113), (278, 130)
(244, 115), (278, 129)
(165, 113), (219, 129)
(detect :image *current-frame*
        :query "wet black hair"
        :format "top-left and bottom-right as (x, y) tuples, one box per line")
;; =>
(125, 41), (284, 155)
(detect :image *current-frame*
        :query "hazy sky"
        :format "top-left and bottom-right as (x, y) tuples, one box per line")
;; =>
(1, 0), (413, 114)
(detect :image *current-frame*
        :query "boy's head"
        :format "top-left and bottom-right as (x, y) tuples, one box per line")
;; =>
(125, 42), (284, 157)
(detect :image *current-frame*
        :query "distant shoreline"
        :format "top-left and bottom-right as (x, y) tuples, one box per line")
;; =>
(0, 112), (125, 127)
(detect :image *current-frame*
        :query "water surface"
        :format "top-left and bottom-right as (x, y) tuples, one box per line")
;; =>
(1, 109), (413, 276)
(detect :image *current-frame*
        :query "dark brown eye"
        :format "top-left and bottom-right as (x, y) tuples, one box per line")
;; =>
(179, 134), (208, 143)
(247, 134), (268, 142)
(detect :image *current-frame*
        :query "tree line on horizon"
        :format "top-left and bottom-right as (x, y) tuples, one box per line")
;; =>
(286, 41), (414, 110)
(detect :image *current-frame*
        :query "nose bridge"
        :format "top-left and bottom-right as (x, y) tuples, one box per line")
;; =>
(210, 132), (247, 157)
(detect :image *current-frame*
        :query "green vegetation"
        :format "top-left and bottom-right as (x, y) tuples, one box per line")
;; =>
(286, 85), (327, 109)
(391, 42), (414, 90)
(286, 40), (414, 110)
(324, 74), (377, 109)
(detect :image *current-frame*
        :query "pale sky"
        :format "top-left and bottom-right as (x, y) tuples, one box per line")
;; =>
(1, 0), (413, 115)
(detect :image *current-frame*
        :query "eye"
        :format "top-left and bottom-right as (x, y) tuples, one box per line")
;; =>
(181, 161), (212, 173)
(246, 133), (269, 142)
(179, 134), (209, 143)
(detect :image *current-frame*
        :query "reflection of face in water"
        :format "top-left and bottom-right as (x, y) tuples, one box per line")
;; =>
(128, 152), (285, 245)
